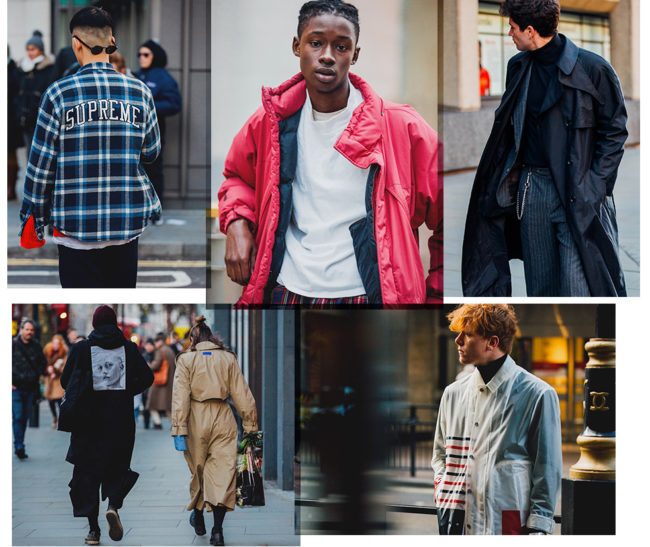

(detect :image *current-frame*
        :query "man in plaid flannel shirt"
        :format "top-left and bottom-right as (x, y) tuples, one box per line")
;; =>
(19, 6), (161, 288)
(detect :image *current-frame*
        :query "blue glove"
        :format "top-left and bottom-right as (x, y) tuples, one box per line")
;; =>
(173, 435), (187, 451)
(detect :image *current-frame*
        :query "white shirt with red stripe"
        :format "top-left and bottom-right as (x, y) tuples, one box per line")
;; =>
(432, 356), (562, 535)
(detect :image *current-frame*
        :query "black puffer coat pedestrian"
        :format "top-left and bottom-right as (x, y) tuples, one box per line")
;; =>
(60, 325), (153, 476)
(17, 55), (55, 136)
(462, 36), (627, 296)
(12, 335), (46, 391)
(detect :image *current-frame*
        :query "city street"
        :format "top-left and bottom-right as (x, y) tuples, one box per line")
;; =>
(444, 146), (640, 297)
(12, 402), (297, 546)
(7, 257), (206, 288)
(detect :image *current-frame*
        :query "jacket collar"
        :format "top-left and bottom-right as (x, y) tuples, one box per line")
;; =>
(511, 35), (603, 105)
(556, 35), (578, 75)
(78, 61), (116, 74)
(470, 354), (520, 393)
(261, 72), (384, 168)
(556, 36), (604, 104)
(195, 341), (221, 351)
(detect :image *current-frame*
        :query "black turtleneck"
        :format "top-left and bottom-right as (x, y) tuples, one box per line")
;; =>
(522, 33), (566, 167)
(478, 353), (507, 385)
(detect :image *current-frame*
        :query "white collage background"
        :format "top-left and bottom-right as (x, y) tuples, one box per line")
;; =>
(1, 1), (648, 546)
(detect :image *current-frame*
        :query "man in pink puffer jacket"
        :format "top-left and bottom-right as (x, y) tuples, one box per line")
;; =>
(218, 0), (442, 306)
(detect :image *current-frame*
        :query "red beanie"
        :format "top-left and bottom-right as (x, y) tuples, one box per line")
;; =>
(92, 305), (117, 329)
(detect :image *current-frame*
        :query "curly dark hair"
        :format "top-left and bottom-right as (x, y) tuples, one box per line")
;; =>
(298, 0), (360, 42)
(500, 0), (560, 38)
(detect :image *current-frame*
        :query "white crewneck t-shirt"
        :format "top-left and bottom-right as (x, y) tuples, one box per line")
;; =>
(277, 84), (369, 298)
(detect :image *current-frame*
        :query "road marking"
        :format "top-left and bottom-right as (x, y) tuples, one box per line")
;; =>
(8, 258), (206, 268)
(8, 270), (193, 288)
(137, 271), (192, 287)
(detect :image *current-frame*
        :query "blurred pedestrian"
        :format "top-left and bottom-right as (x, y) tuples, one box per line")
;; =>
(67, 328), (79, 347)
(53, 46), (79, 79)
(135, 39), (182, 209)
(19, 7), (162, 289)
(43, 333), (68, 429)
(139, 338), (156, 429)
(17, 31), (55, 147)
(12, 319), (46, 460)
(110, 51), (133, 76)
(8, 47), (23, 200)
(171, 316), (258, 546)
(146, 332), (176, 429)
(59, 305), (154, 545)
(170, 330), (184, 355)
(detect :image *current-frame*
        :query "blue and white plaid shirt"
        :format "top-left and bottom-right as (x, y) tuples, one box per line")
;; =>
(20, 62), (162, 242)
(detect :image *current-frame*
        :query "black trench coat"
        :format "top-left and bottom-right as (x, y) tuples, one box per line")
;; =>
(60, 325), (153, 477)
(461, 36), (627, 296)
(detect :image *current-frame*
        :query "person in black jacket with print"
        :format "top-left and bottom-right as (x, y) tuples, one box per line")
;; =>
(60, 306), (153, 546)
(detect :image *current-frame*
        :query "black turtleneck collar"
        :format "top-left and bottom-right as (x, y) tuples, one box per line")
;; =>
(531, 32), (565, 65)
(478, 353), (507, 385)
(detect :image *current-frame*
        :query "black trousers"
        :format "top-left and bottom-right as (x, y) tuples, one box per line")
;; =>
(69, 466), (139, 518)
(57, 239), (139, 288)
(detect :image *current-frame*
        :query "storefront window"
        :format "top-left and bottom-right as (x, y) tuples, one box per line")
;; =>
(478, 1), (611, 97)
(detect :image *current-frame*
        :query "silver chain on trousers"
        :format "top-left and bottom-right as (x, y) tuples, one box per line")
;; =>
(516, 169), (532, 220)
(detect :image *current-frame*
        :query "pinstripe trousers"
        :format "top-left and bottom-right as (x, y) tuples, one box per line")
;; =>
(518, 167), (590, 296)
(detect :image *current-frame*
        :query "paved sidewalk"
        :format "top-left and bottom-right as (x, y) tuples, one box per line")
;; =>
(12, 402), (298, 546)
(444, 146), (640, 297)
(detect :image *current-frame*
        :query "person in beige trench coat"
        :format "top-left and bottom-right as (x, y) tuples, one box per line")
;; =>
(146, 333), (176, 429)
(43, 334), (67, 428)
(171, 316), (257, 547)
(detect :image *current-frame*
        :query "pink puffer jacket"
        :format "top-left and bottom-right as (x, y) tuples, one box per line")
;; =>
(218, 73), (442, 305)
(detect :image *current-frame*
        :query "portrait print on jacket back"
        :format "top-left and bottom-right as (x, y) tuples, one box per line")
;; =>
(91, 346), (126, 391)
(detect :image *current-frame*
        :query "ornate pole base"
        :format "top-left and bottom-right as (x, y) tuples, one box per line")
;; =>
(561, 337), (615, 535)
(569, 435), (616, 481)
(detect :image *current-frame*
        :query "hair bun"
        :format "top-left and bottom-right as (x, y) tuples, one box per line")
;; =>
(195, 315), (206, 324)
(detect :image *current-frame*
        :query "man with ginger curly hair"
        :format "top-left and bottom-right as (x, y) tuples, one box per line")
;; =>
(432, 304), (562, 535)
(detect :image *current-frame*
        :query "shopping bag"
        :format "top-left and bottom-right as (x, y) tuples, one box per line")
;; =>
(236, 431), (265, 507)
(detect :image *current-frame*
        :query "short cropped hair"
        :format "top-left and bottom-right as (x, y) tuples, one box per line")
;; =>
(500, 0), (560, 38)
(447, 304), (518, 353)
(69, 6), (114, 34)
(154, 332), (166, 343)
(298, 0), (360, 42)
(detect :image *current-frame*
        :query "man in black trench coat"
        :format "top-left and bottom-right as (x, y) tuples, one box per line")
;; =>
(462, 0), (627, 297)
(60, 306), (153, 545)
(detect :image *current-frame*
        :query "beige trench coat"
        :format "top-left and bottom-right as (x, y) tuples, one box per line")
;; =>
(171, 341), (258, 511)
(147, 344), (176, 411)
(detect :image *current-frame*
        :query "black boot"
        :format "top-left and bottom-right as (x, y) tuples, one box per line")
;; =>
(210, 527), (225, 546)
(190, 509), (206, 536)
(84, 529), (100, 545)
(85, 515), (100, 545)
